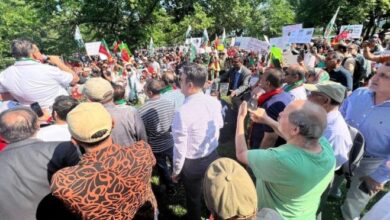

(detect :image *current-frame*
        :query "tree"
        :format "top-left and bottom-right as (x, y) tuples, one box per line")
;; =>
(0, 0), (42, 68)
(293, 0), (390, 38)
(259, 0), (296, 37)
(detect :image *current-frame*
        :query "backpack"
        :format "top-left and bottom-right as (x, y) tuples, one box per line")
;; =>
(341, 125), (365, 188)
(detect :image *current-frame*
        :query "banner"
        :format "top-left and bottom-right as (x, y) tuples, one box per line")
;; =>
(288, 28), (315, 44)
(282, 24), (303, 49)
(234, 37), (270, 54)
(339, 25), (363, 39)
(85, 42), (101, 56)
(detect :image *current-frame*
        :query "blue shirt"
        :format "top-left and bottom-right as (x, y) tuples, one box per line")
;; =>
(340, 88), (390, 183)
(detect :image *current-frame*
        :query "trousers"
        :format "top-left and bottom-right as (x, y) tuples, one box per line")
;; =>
(181, 150), (219, 220)
(341, 157), (385, 220)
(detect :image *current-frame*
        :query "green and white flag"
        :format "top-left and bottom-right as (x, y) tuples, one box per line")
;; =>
(221, 28), (226, 46)
(324, 6), (340, 42)
(148, 37), (154, 56)
(185, 25), (192, 39)
(74, 25), (84, 48)
(201, 29), (209, 48)
(189, 40), (197, 63)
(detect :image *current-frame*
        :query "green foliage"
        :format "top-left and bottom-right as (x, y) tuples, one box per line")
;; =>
(293, 0), (390, 37)
(259, 0), (296, 37)
(0, 0), (388, 69)
(0, 0), (41, 68)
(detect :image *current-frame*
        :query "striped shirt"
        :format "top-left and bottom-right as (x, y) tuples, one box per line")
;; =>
(138, 97), (175, 153)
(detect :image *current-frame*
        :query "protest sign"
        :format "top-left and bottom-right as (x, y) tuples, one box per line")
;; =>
(282, 24), (303, 49)
(235, 37), (270, 54)
(85, 42), (101, 56)
(339, 25), (363, 39)
(269, 37), (284, 49)
(288, 28), (315, 44)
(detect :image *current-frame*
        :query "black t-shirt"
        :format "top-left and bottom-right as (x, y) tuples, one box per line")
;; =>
(329, 67), (353, 91)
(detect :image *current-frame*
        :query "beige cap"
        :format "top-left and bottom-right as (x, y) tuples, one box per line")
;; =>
(83, 78), (114, 102)
(305, 81), (346, 103)
(203, 158), (257, 219)
(67, 102), (112, 143)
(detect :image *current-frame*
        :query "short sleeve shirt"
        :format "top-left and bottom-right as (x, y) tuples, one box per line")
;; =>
(248, 138), (335, 220)
(0, 60), (73, 108)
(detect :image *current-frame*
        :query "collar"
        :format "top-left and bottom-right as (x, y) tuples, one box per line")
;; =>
(80, 144), (121, 164)
(14, 59), (40, 66)
(3, 138), (42, 151)
(327, 110), (341, 122)
(184, 91), (204, 102)
(283, 79), (304, 92)
(115, 99), (127, 105)
(160, 85), (173, 94)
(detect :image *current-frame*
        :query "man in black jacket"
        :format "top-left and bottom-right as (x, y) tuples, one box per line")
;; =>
(0, 107), (80, 220)
(218, 55), (252, 109)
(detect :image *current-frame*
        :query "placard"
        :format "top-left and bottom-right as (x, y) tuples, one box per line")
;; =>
(288, 28), (314, 44)
(85, 42), (101, 56)
(282, 24), (303, 49)
(269, 37), (284, 49)
(339, 25), (363, 39)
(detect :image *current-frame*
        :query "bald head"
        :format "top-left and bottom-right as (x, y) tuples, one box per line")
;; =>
(0, 108), (39, 143)
(287, 100), (327, 141)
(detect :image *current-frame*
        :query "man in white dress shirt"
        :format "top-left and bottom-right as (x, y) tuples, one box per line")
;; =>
(172, 63), (224, 220)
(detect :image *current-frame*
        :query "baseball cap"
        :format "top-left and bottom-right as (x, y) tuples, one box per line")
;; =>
(203, 158), (257, 220)
(67, 102), (112, 143)
(304, 81), (346, 104)
(83, 78), (114, 102)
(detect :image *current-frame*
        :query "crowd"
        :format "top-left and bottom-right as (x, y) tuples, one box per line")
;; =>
(0, 33), (389, 220)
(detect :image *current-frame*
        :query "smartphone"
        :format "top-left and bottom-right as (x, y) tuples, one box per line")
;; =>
(248, 98), (258, 111)
(30, 102), (44, 117)
(359, 181), (370, 195)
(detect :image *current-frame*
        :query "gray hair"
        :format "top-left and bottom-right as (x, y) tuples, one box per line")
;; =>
(11, 38), (35, 59)
(181, 63), (207, 88)
(288, 103), (327, 141)
(0, 107), (39, 143)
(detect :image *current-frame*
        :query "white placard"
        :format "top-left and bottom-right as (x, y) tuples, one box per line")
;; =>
(235, 37), (270, 54)
(269, 37), (284, 49)
(85, 41), (101, 56)
(282, 24), (303, 49)
(288, 28), (314, 44)
(339, 25), (363, 39)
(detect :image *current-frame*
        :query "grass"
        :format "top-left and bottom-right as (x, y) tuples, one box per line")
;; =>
(150, 96), (389, 219)
(152, 137), (389, 219)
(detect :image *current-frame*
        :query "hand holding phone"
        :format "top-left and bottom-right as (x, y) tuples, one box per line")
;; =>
(30, 102), (44, 117)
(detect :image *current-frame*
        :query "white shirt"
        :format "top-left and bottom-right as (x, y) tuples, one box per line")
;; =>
(172, 92), (223, 175)
(0, 60), (73, 108)
(323, 110), (353, 169)
(289, 86), (307, 100)
(36, 124), (71, 142)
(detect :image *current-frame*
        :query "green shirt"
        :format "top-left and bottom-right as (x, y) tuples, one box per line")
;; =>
(248, 138), (335, 220)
